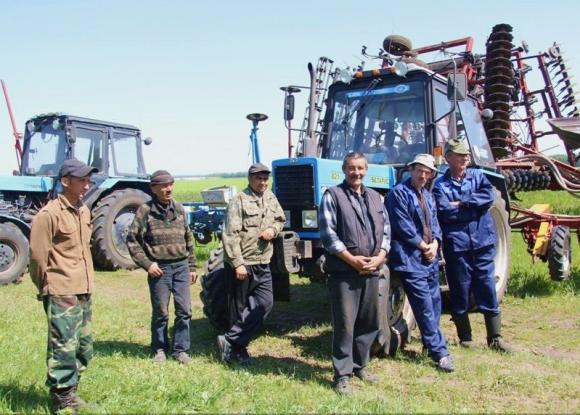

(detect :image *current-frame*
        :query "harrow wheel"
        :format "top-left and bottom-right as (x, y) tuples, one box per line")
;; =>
(547, 225), (572, 281)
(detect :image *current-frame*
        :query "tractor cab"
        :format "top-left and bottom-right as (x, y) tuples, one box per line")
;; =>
(20, 113), (149, 178)
(319, 67), (497, 176)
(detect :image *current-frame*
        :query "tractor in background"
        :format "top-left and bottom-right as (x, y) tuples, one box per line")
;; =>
(0, 107), (153, 284)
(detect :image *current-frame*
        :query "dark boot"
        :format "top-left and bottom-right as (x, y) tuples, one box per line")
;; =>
(484, 312), (514, 353)
(451, 313), (474, 348)
(50, 386), (77, 414)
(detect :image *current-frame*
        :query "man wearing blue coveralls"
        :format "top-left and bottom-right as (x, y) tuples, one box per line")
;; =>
(433, 138), (513, 353)
(386, 153), (454, 372)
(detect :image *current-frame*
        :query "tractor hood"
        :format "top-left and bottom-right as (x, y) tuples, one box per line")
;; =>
(0, 175), (54, 193)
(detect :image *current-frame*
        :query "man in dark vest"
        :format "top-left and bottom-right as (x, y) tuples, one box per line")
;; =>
(319, 152), (390, 395)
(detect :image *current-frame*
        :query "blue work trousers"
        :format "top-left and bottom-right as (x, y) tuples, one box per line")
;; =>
(444, 245), (499, 315)
(148, 260), (192, 356)
(396, 270), (449, 361)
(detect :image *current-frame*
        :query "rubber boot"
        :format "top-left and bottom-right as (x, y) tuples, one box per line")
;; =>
(484, 312), (514, 353)
(451, 313), (474, 348)
(50, 386), (77, 415)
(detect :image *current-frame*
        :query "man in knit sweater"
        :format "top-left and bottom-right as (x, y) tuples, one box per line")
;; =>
(127, 170), (197, 364)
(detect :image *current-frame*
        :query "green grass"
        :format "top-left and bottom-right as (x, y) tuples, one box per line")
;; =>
(0, 184), (579, 413)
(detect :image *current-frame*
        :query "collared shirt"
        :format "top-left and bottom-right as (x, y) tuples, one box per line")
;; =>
(433, 168), (496, 252)
(319, 184), (390, 256)
(386, 178), (442, 274)
(29, 194), (94, 296)
(222, 187), (286, 268)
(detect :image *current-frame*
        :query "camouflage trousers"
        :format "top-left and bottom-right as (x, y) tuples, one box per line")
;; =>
(42, 294), (93, 389)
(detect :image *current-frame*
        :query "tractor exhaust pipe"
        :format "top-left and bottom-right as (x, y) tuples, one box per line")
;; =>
(303, 62), (318, 156)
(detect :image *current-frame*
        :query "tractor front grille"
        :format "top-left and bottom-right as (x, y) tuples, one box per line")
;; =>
(274, 164), (315, 208)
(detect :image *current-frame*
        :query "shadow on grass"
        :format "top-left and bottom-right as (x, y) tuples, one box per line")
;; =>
(0, 384), (47, 414)
(508, 266), (579, 298)
(228, 355), (330, 386)
(93, 340), (150, 358)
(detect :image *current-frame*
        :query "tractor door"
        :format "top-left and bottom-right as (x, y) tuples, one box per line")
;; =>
(71, 124), (107, 174)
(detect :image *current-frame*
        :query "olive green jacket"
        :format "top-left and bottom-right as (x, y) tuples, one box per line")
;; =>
(222, 187), (286, 268)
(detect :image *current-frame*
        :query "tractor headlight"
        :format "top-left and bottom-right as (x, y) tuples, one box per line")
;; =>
(301, 209), (318, 229)
(283, 210), (291, 228)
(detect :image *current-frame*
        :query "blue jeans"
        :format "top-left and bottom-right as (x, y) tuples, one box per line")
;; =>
(148, 260), (191, 356)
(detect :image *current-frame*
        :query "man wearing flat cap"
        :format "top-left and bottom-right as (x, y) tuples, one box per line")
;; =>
(127, 169), (197, 365)
(386, 154), (454, 372)
(433, 138), (513, 353)
(29, 158), (98, 413)
(217, 162), (286, 365)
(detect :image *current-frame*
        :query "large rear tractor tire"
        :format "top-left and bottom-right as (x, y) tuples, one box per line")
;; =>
(547, 225), (572, 281)
(91, 188), (150, 270)
(490, 189), (511, 302)
(0, 222), (29, 285)
(200, 247), (230, 331)
(374, 267), (416, 357)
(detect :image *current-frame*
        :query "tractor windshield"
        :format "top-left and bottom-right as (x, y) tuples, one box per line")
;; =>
(324, 80), (426, 165)
(23, 123), (67, 176)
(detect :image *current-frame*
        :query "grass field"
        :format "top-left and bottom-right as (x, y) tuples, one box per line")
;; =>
(0, 180), (578, 413)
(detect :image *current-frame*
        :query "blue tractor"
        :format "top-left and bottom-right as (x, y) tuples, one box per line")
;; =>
(0, 113), (152, 284)
(269, 34), (513, 355)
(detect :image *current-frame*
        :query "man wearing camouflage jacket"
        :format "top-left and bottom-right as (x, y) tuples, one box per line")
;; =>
(29, 159), (98, 414)
(217, 162), (286, 365)
(127, 169), (197, 365)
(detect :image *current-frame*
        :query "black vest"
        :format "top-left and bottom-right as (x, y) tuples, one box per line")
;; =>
(324, 182), (384, 274)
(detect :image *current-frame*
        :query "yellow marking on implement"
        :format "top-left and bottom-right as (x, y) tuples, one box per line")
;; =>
(532, 221), (550, 256)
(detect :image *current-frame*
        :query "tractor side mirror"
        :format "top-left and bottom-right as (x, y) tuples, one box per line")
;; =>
(447, 72), (467, 102)
(284, 94), (295, 121)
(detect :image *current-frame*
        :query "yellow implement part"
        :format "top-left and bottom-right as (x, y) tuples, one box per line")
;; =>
(529, 204), (552, 214)
(533, 222), (551, 256)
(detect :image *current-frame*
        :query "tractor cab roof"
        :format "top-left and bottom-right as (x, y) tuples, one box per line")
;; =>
(26, 113), (141, 132)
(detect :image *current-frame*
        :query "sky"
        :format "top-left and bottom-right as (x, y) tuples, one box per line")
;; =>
(1, 0), (578, 175)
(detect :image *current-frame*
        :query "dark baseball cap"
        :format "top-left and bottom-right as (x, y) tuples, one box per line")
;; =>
(150, 170), (175, 185)
(59, 159), (98, 178)
(248, 163), (271, 175)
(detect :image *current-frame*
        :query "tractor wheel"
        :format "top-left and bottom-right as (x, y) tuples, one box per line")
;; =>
(200, 247), (230, 331)
(194, 230), (213, 245)
(91, 188), (150, 270)
(547, 225), (572, 281)
(373, 267), (415, 357)
(303, 255), (327, 283)
(489, 189), (511, 302)
(0, 222), (29, 285)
